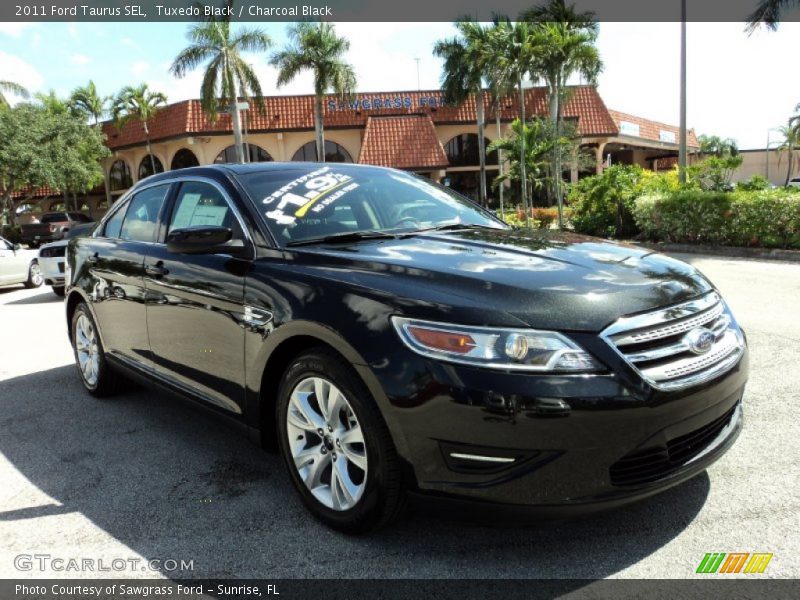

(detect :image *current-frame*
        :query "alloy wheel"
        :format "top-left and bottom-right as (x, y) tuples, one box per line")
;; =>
(30, 264), (43, 286)
(286, 376), (368, 511)
(75, 314), (100, 387)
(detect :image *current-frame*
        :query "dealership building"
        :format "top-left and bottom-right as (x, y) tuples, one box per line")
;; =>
(14, 85), (698, 218)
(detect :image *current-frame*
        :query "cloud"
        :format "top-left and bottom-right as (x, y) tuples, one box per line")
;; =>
(0, 23), (34, 38)
(0, 51), (45, 97)
(70, 54), (91, 66)
(67, 23), (80, 39)
(120, 37), (140, 50)
(131, 61), (150, 76)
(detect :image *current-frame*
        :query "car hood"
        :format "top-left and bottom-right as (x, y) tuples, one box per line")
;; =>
(293, 228), (713, 332)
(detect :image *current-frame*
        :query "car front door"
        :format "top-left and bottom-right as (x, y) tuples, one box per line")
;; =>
(85, 184), (172, 368)
(0, 238), (29, 285)
(144, 179), (252, 414)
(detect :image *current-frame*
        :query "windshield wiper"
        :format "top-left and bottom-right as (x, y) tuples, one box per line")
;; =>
(286, 230), (398, 247)
(412, 223), (503, 234)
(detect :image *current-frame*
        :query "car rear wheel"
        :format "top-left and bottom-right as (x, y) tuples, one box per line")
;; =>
(276, 348), (405, 533)
(24, 262), (43, 288)
(70, 302), (126, 397)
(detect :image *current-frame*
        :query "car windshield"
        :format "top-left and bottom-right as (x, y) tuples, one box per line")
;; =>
(239, 165), (507, 246)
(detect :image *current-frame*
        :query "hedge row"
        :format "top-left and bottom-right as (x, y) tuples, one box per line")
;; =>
(633, 189), (800, 249)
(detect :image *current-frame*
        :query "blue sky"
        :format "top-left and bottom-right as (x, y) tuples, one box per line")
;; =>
(1, 21), (798, 149)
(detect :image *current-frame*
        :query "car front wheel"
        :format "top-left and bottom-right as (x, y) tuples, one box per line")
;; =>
(70, 302), (126, 397)
(276, 348), (405, 533)
(24, 262), (43, 288)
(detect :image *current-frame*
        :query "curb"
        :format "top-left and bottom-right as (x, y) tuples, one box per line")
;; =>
(628, 241), (800, 263)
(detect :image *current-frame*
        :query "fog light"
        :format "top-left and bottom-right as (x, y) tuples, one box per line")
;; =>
(505, 333), (529, 361)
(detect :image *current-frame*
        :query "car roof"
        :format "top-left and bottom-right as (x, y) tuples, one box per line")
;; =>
(140, 162), (390, 184)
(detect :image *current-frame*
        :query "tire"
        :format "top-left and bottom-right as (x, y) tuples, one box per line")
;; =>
(52, 286), (65, 297)
(70, 302), (127, 397)
(276, 347), (405, 533)
(24, 262), (43, 288)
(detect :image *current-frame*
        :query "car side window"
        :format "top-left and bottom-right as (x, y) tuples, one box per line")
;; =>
(168, 181), (243, 240)
(120, 185), (170, 243)
(102, 203), (127, 239)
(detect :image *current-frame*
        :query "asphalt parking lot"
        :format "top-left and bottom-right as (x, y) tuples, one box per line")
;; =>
(0, 253), (798, 580)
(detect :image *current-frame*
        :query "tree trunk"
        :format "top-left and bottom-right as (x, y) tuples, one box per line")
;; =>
(231, 103), (246, 164)
(495, 102), (504, 221)
(476, 88), (487, 207)
(143, 122), (156, 174)
(519, 79), (528, 226)
(1, 192), (15, 226)
(314, 94), (325, 162)
(553, 81), (564, 230)
(786, 149), (794, 187)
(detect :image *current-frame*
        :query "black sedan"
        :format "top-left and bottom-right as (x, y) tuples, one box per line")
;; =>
(65, 163), (747, 532)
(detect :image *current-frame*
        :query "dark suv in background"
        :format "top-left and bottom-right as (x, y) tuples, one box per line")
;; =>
(65, 164), (747, 532)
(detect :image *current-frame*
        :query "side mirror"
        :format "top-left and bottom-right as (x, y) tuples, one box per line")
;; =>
(166, 226), (238, 255)
(12, 243), (21, 251)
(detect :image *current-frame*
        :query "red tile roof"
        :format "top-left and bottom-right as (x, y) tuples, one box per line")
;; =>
(358, 115), (448, 170)
(101, 85), (619, 150)
(608, 109), (699, 149)
(10, 184), (60, 199)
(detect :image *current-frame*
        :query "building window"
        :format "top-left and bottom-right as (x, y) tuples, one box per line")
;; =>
(214, 144), (273, 164)
(171, 148), (200, 170)
(444, 134), (498, 167)
(138, 155), (165, 181)
(291, 141), (353, 163)
(109, 160), (133, 191)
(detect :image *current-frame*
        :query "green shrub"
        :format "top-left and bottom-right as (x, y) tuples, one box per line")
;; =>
(569, 164), (647, 238)
(633, 188), (800, 249)
(736, 174), (771, 191)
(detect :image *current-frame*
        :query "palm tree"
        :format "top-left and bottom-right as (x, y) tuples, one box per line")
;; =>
(434, 20), (494, 207)
(477, 19), (525, 221)
(490, 19), (541, 224)
(524, 0), (602, 228)
(69, 81), (108, 125)
(112, 83), (167, 174)
(697, 134), (739, 157)
(70, 81), (111, 203)
(35, 90), (69, 115)
(271, 22), (356, 163)
(488, 118), (555, 198)
(0, 80), (29, 109)
(746, 0), (799, 32)
(170, 7), (272, 164)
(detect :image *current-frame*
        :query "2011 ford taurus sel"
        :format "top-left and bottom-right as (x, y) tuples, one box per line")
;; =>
(65, 163), (747, 532)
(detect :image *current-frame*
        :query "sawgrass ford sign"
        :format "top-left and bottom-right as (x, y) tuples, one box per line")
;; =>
(328, 95), (447, 112)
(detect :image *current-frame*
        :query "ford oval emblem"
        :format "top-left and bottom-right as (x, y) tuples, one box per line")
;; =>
(684, 327), (716, 355)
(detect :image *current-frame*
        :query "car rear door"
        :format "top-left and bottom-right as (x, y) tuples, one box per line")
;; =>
(143, 178), (252, 415)
(85, 183), (172, 368)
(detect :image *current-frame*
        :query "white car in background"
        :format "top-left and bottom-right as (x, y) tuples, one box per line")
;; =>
(38, 222), (95, 296)
(788, 177), (800, 188)
(0, 236), (42, 289)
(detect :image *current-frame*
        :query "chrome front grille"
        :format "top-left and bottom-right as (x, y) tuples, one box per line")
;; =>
(602, 292), (745, 391)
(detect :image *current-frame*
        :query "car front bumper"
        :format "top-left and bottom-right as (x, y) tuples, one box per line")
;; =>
(375, 344), (748, 511)
(39, 256), (65, 286)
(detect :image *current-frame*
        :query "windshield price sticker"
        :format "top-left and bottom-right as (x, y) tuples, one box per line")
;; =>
(262, 167), (359, 225)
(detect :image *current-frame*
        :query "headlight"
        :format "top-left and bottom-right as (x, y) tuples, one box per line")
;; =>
(391, 317), (604, 372)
